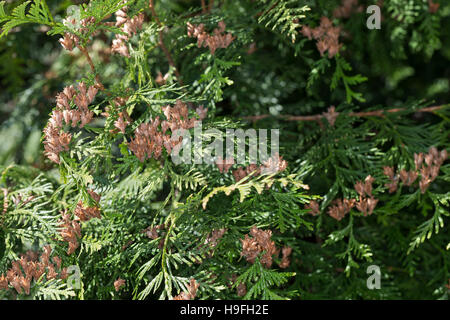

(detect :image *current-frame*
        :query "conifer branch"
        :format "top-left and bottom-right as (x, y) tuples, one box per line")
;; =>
(149, 0), (183, 86)
(77, 45), (104, 90)
(243, 104), (447, 122)
(0, 0), (448, 301)
(201, 0), (207, 13)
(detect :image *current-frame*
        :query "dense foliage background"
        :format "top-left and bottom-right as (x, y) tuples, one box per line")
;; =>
(0, 0), (449, 300)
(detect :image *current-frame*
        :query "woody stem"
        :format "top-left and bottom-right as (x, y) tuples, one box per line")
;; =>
(149, 0), (184, 86)
(201, 0), (207, 13)
(244, 105), (447, 122)
(77, 45), (104, 90)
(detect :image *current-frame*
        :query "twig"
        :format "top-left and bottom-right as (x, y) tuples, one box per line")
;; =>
(158, 31), (183, 86)
(1, 188), (8, 227)
(243, 105), (447, 122)
(77, 45), (104, 90)
(149, 0), (184, 86)
(208, 0), (214, 12)
(201, 0), (207, 13)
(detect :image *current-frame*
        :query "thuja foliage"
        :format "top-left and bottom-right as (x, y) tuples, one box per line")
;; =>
(0, 0), (449, 300)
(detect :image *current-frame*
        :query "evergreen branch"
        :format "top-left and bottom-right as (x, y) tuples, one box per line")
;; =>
(77, 45), (104, 90)
(0, 0), (57, 39)
(149, 0), (183, 86)
(243, 105), (448, 122)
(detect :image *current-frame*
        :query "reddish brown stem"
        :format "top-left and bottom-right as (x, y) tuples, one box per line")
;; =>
(201, 0), (207, 13)
(244, 105), (447, 122)
(149, 0), (160, 25)
(158, 31), (183, 86)
(77, 45), (104, 90)
(149, 0), (183, 86)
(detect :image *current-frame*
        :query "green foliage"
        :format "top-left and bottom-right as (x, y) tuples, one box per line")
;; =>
(0, 0), (449, 301)
(331, 55), (368, 103)
(234, 259), (296, 300)
(0, 0), (56, 38)
(256, 0), (311, 43)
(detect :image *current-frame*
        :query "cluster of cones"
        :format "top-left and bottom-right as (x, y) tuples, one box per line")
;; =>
(384, 147), (447, 194)
(354, 175), (379, 217)
(187, 21), (235, 55)
(43, 83), (98, 164)
(306, 146), (447, 220)
(307, 175), (378, 220)
(327, 198), (356, 221)
(114, 278), (126, 292)
(59, 190), (101, 255)
(128, 100), (206, 162)
(333, 0), (364, 19)
(301, 17), (342, 58)
(111, 6), (145, 57)
(0, 246), (68, 295)
(220, 153), (288, 183)
(240, 226), (292, 269)
(59, 16), (97, 51)
(173, 278), (200, 300)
